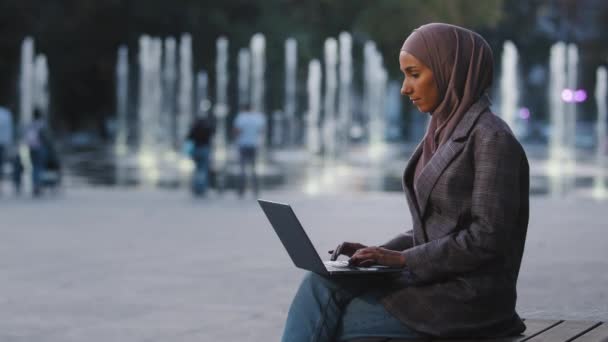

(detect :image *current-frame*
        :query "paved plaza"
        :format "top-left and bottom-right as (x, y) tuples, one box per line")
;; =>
(0, 187), (607, 341)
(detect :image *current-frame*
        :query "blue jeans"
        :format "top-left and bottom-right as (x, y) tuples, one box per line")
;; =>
(282, 272), (421, 342)
(11, 152), (23, 194)
(238, 146), (258, 196)
(0, 145), (5, 184)
(29, 147), (46, 195)
(191, 146), (210, 195)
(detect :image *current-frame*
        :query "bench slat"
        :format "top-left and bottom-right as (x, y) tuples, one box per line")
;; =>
(570, 322), (608, 342)
(440, 319), (561, 342)
(524, 321), (600, 342)
(345, 339), (428, 342)
(346, 338), (428, 342)
(346, 320), (604, 342)
(492, 319), (562, 342)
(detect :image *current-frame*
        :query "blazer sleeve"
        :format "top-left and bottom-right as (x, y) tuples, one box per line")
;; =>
(380, 230), (414, 251)
(402, 131), (524, 283)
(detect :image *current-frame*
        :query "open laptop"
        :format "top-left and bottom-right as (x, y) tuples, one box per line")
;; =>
(258, 199), (403, 276)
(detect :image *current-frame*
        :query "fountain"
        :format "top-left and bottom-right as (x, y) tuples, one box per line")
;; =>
(99, 33), (602, 196)
(364, 42), (388, 160)
(284, 38), (297, 146)
(322, 37), (338, 160)
(250, 33), (267, 165)
(367, 53), (388, 192)
(213, 36), (229, 191)
(594, 66), (607, 199)
(136, 36), (149, 151)
(500, 41), (520, 136)
(162, 37), (177, 149)
(137, 36), (164, 184)
(362, 42), (374, 141)
(114, 34), (194, 187)
(548, 42), (568, 196)
(114, 46), (130, 185)
(565, 44), (579, 192)
(177, 34), (193, 145)
(238, 48), (250, 108)
(155, 37), (180, 186)
(306, 59), (322, 156)
(547, 42), (581, 196)
(33, 55), (49, 121)
(137, 36), (150, 151)
(303, 59), (323, 194)
(100, 32), (470, 193)
(115, 46), (129, 155)
(19, 37), (34, 128)
(338, 32), (352, 154)
(250, 34), (265, 113)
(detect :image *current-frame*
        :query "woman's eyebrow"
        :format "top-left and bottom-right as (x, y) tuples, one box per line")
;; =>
(404, 66), (419, 72)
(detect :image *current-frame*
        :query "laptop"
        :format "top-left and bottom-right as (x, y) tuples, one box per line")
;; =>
(258, 199), (403, 276)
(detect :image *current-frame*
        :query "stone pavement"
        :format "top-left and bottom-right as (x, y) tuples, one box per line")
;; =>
(0, 188), (607, 341)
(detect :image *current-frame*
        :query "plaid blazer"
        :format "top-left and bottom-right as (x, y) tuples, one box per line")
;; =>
(380, 96), (530, 338)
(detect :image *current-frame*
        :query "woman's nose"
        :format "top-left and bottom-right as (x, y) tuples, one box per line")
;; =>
(401, 81), (412, 96)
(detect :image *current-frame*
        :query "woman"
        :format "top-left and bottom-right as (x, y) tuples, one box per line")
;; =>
(281, 23), (529, 341)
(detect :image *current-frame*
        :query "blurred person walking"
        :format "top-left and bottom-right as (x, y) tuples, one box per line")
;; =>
(233, 105), (266, 198)
(0, 104), (14, 195)
(186, 116), (215, 196)
(10, 147), (23, 195)
(24, 109), (48, 197)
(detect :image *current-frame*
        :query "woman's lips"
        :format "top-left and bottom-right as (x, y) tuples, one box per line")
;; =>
(411, 98), (421, 104)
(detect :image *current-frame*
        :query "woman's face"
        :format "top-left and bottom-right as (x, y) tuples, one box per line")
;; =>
(399, 51), (440, 113)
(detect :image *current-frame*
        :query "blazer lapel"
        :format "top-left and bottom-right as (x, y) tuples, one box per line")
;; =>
(402, 141), (424, 230)
(413, 95), (492, 219)
(414, 140), (465, 218)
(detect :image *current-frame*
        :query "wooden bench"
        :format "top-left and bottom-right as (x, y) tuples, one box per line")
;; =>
(349, 319), (608, 341)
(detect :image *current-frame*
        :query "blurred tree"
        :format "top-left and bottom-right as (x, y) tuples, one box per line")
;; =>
(9, 0), (608, 134)
(352, 0), (502, 50)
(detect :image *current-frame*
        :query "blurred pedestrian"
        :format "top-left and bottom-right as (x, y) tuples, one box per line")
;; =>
(42, 130), (61, 194)
(24, 109), (48, 197)
(0, 104), (14, 195)
(10, 146), (23, 195)
(186, 116), (215, 196)
(233, 105), (266, 198)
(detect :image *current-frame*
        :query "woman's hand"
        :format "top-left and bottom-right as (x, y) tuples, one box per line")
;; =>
(328, 242), (367, 261)
(349, 246), (406, 268)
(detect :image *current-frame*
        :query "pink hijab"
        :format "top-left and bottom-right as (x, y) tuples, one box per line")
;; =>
(401, 23), (494, 180)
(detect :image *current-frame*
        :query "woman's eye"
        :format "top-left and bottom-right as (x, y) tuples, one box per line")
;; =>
(411, 74), (419, 78)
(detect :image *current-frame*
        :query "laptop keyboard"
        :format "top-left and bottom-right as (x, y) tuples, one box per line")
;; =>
(323, 260), (354, 271)
(323, 260), (399, 272)
(325, 260), (350, 267)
